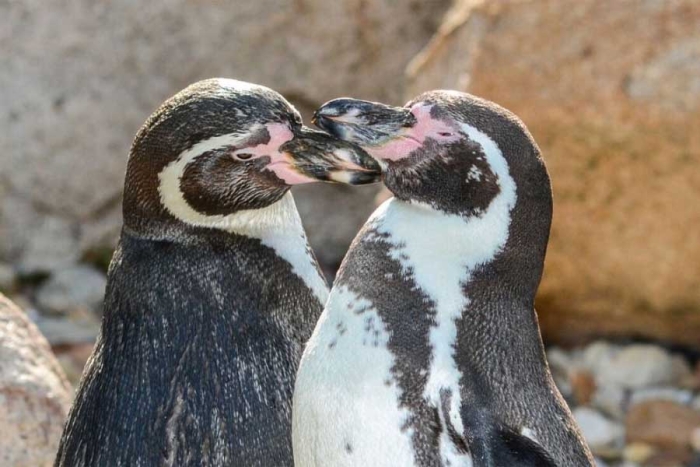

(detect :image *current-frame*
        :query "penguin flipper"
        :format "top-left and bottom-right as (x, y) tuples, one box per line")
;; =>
(485, 425), (558, 467)
(443, 390), (558, 467)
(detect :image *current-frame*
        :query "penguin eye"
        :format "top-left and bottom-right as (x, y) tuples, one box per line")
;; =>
(235, 153), (254, 161)
(438, 132), (453, 137)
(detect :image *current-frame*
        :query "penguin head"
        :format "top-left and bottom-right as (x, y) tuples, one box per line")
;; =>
(123, 79), (379, 237)
(314, 91), (550, 218)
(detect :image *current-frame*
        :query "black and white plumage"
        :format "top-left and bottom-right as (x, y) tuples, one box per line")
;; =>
(54, 78), (379, 467)
(293, 91), (594, 466)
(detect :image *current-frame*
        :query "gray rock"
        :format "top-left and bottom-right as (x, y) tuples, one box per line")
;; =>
(629, 387), (694, 406)
(34, 316), (100, 346)
(592, 384), (627, 421)
(546, 346), (574, 398)
(596, 344), (677, 390)
(693, 395), (700, 411)
(0, 293), (73, 467)
(36, 265), (107, 315)
(0, 263), (16, 292)
(573, 407), (625, 453)
(627, 38), (700, 111)
(1, 0), (450, 265)
(17, 216), (80, 274)
(581, 340), (619, 375)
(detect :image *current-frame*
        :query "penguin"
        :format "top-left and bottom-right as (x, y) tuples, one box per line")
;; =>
(292, 91), (595, 466)
(54, 78), (380, 467)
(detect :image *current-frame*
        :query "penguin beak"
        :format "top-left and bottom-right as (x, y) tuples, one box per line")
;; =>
(278, 126), (382, 185)
(313, 98), (415, 149)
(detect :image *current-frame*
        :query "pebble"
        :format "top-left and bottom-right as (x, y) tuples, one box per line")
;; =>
(593, 384), (627, 421)
(570, 368), (597, 405)
(624, 442), (656, 463)
(36, 265), (107, 315)
(573, 407), (625, 452)
(0, 263), (16, 292)
(692, 427), (700, 452)
(34, 315), (100, 346)
(597, 345), (678, 390)
(626, 400), (700, 449)
(630, 387), (694, 406)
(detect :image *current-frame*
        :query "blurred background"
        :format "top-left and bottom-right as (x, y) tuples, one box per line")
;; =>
(1, 0), (699, 465)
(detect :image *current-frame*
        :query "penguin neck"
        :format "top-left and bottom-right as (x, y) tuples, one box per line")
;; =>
(370, 193), (546, 321)
(123, 192), (328, 305)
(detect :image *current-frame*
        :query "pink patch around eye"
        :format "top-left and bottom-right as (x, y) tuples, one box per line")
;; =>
(258, 123), (316, 185)
(370, 104), (460, 162)
(409, 104), (460, 144)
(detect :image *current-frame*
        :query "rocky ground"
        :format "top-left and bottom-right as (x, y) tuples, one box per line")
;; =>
(549, 343), (700, 467)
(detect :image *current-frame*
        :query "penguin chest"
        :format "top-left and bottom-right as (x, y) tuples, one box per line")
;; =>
(293, 286), (416, 467)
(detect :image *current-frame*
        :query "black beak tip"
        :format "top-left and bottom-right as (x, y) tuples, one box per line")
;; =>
(354, 171), (383, 185)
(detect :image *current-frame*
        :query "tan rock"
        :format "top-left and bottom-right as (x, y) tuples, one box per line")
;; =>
(0, 293), (73, 467)
(623, 442), (655, 464)
(645, 447), (693, 467)
(407, 0), (700, 348)
(1, 0), (450, 270)
(570, 368), (596, 406)
(626, 400), (700, 449)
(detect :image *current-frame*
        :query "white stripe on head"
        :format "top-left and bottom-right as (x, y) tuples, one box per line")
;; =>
(367, 121), (517, 460)
(157, 130), (328, 304)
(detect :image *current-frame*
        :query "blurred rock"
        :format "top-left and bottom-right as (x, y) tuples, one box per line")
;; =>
(692, 427), (700, 452)
(0, 263), (16, 292)
(0, 293), (72, 467)
(573, 407), (624, 454)
(53, 342), (94, 386)
(570, 369), (596, 406)
(593, 384), (627, 421)
(581, 340), (619, 375)
(630, 387), (694, 407)
(597, 345), (678, 390)
(623, 442), (656, 464)
(36, 265), (107, 315)
(35, 314), (101, 347)
(1, 0), (450, 269)
(626, 400), (700, 449)
(645, 448), (694, 467)
(546, 346), (574, 397)
(18, 216), (80, 274)
(407, 0), (700, 348)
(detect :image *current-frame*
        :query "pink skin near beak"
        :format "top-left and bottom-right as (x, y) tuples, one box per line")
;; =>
(368, 104), (461, 162)
(231, 122), (316, 185)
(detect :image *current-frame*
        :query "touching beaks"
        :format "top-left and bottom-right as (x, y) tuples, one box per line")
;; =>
(313, 98), (416, 148)
(273, 126), (382, 185)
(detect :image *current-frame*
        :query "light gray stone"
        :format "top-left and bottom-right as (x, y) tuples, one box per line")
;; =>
(0, 293), (72, 467)
(546, 346), (574, 398)
(573, 407), (625, 453)
(36, 265), (107, 315)
(34, 316), (100, 346)
(693, 394), (700, 411)
(0, 263), (16, 292)
(17, 216), (80, 274)
(629, 387), (694, 406)
(592, 384), (627, 421)
(596, 345), (678, 390)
